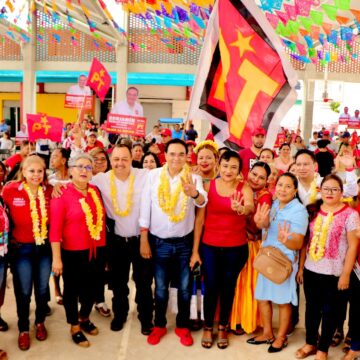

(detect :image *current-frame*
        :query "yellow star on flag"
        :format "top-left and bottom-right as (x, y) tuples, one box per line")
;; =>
(230, 30), (255, 58)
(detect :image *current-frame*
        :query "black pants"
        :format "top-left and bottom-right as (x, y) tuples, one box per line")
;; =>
(303, 268), (339, 352)
(334, 287), (350, 335)
(349, 271), (360, 351)
(202, 243), (249, 328)
(62, 247), (105, 325)
(108, 235), (153, 326)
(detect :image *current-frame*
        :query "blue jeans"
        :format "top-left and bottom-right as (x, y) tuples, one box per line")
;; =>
(0, 254), (7, 307)
(150, 233), (192, 328)
(202, 243), (249, 328)
(10, 242), (52, 332)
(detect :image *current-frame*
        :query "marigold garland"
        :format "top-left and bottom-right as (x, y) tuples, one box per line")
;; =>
(79, 188), (104, 241)
(158, 164), (190, 223)
(109, 170), (134, 217)
(309, 211), (333, 261)
(308, 174), (320, 204)
(23, 182), (48, 246)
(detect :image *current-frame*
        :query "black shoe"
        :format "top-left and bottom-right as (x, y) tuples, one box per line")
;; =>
(141, 323), (154, 336)
(189, 319), (203, 332)
(0, 317), (8, 332)
(111, 318), (124, 332)
(247, 336), (275, 345)
(268, 338), (288, 353)
(45, 304), (52, 317)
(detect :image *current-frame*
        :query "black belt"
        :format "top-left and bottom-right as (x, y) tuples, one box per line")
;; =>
(114, 234), (139, 243)
(150, 232), (193, 243)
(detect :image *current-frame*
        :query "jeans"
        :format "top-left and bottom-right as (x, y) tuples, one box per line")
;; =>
(150, 232), (192, 328)
(0, 255), (7, 307)
(303, 268), (339, 352)
(10, 242), (52, 332)
(62, 247), (105, 325)
(108, 235), (153, 325)
(349, 272), (360, 351)
(202, 243), (249, 328)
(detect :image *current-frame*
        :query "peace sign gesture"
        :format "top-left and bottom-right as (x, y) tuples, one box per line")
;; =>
(277, 221), (291, 244)
(230, 191), (244, 214)
(254, 203), (270, 229)
(181, 174), (198, 198)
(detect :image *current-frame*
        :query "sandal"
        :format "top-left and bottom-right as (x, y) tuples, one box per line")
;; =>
(295, 344), (317, 359)
(80, 320), (99, 336)
(217, 326), (229, 350)
(231, 324), (245, 336)
(331, 330), (344, 347)
(201, 327), (213, 349)
(71, 331), (90, 347)
(55, 296), (63, 305)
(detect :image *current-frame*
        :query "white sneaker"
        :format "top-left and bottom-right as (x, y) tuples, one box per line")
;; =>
(95, 302), (111, 317)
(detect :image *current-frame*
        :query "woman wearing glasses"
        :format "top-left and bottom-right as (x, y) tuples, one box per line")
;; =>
(2, 155), (52, 351)
(296, 174), (360, 360)
(50, 153), (106, 348)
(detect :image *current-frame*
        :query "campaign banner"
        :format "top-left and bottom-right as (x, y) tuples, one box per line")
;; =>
(339, 115), (350, 125)
(106, 114), (147, 137)
(64, 94), (93, 109)
(27, 114), (63, 142)
(348, 118), (360, 129)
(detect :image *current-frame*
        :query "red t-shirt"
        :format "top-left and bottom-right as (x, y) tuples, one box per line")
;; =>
(239, 148), (258, 179)
(156, 143), (166, 165)
(50, 184), (106, 252)
(85, 140), (104, 153)
(4, 153), (23, 171)
(202, 180), (247, 247)
(2, 181), (52, 244)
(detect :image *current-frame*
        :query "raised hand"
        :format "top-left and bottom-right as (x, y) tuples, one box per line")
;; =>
(181, 174), (198, 198)
(230, 191), (244, 214)
(277, 221), (291, 244)
(253, 203), (270, 228)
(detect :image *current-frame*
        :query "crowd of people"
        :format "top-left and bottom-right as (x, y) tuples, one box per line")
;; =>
(0, 98), (359, 360)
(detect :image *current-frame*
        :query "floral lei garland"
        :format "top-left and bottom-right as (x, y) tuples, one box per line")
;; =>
(109, 170), (134, 217)
(309, 211), (333, 261)
(308, 173), (320, 204)
(23, 182), (48, 246)
(79, 188), (104, 241)
(158, 164), (189, 223)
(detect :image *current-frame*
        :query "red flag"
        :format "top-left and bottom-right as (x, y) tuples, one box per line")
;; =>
(188, 0), (297, 149)
(27, 114), (63, 142)
(86, 58), (111, 102)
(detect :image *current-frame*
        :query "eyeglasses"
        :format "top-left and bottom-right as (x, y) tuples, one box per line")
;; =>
(321, 187), (341, 194)
(71, 164), (93, 172)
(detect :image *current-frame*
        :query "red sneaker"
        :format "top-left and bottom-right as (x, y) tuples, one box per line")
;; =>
(18, 332), (30, 351)
(175, 327), (193, 346)
(35, 323), (48, 341)
(147, 327), (167, 345)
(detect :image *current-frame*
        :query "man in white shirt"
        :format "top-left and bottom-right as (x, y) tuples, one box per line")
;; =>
(91, 144), (153, 335)
(308, 131), (319, 152)
(67, 75), (92, 96)
(111, 87), (144, 117)
(139, 138), (207, 347)
(62, 123), (86, 158)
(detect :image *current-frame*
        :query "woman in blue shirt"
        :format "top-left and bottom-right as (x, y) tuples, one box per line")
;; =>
(247, 172), (309, 353)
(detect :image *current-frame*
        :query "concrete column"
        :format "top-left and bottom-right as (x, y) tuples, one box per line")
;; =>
(301, 79), (315, 146)
(115, 44), (128, 103)
(20, 5), (37, 124)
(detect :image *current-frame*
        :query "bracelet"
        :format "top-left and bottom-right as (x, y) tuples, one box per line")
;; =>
(191, 190), (200, 200)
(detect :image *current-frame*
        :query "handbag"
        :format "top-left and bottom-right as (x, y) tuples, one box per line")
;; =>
(253, 245), (293, 284)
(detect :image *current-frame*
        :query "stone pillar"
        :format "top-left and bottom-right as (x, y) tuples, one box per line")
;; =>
(115, 44), (128, 103)
(301, 79), (315, 146)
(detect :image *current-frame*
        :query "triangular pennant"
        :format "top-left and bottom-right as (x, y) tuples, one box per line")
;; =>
(299, 28), (309, 36)
(287, 20), (300, 34)
(322, 22), (332, 35)
(335, 0), (350, 10)
(284, 4), (298, 20)
(266, 13), (279, 28)
(322, 4), (338, 21)
(351, 9), (360, 23)
(310, 10), (323, 25)
(275, 11), (289, 24)
(299, 16), (312, 31)
(310, 25), (320, 39)
(336, 15), (349, 25)
(295, 0), (312, 17)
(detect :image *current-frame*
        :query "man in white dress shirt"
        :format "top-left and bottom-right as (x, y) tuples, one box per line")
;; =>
(67, 75), (92, 96)
(91, 144), (153, 334)
(111, 87), (144, 117)
(139, 138), (207, 347)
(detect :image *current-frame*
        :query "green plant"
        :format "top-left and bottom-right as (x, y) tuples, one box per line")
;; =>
(330, 102), (340, 113)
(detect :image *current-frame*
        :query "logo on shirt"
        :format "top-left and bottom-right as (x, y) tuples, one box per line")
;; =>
(249, 158), (257, 170)
(13, 197), (26, 207)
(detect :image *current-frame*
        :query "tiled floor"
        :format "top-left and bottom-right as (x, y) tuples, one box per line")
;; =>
(1, 272), (347, 360)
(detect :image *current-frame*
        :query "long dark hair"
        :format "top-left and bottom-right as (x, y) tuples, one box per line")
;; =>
(306, 174), (344, 222)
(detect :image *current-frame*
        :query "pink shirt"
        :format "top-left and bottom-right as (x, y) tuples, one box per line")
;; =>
(305, 205), (360, 276)
(50, 184), (106, 254)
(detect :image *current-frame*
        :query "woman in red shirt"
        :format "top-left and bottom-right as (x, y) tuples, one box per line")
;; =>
(192, 150), (254, 349)
(50, 153), (106, 348)
(2, 155), (52, 351)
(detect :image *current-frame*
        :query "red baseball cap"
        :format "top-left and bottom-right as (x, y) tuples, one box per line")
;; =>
(323, 130), (330, 136)
(161, 128), (172, 137)
(252, 127), (267, 136)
